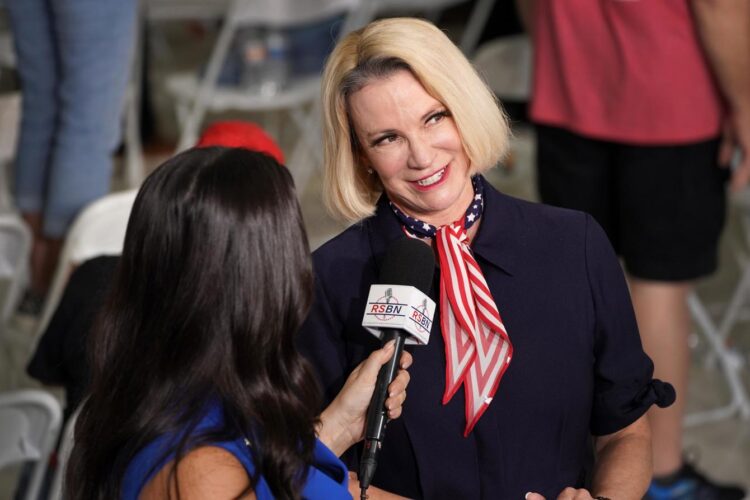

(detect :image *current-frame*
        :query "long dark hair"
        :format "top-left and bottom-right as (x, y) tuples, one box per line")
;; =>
(66, 147), (321, 499)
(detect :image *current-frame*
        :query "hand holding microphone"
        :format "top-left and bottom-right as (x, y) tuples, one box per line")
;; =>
(317, 342), (413, 457)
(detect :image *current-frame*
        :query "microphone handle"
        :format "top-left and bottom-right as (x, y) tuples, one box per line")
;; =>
(359, 328), (406, 492)
(365, 328), (406, 440)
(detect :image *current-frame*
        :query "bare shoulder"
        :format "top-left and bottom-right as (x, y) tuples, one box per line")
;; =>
(139, 446), (256, 499)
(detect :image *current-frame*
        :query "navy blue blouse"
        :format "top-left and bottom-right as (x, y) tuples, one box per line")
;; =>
(298, 177), (673, 499)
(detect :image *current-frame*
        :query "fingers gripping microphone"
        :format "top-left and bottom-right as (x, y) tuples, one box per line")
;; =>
(359, 238), (435, 498)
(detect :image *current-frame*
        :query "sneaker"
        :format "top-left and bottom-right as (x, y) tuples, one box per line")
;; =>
(645, 463), (746, 500)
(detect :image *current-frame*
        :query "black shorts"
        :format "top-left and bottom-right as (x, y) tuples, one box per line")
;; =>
(536, 124), (728, 281)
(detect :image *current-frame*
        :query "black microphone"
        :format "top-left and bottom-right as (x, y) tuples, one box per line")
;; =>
(359, 238), (435, 498)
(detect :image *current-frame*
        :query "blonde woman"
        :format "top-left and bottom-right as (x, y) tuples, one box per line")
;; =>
(298, 18), (675, 500)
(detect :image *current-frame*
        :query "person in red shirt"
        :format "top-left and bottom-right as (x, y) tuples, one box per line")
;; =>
(525, 0), (750, 498)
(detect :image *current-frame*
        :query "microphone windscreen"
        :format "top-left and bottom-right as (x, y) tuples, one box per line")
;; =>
(379, 238), (436, 295)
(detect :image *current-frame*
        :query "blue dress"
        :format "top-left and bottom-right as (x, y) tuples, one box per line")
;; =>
(121, 403), (350, 499)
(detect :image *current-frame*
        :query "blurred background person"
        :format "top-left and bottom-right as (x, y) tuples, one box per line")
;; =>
(300, 17), (674, 499)
(4, 0), (137, 310)
(524, 0), (750, 498)
(66, 146), (412, 499)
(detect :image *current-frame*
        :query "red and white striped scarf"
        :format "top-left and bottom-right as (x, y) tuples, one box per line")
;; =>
(389, 179), (513, 435)
(435, 223), (513, 436)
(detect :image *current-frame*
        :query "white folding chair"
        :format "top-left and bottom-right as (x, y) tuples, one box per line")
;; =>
(472, 33), (531, 103)
(122, 0), (231, 188)
(0, 86), (20, 212)
(686, 189), (750, 426)
(166, 0), (364, 193)
(686, 293), (750, 426)
(0, 213), (31, 327)
(47, 406), (79, 500)
(122, 16), (145, 190)
(0, 389), (62, 500)
(31, 189), (137, 351)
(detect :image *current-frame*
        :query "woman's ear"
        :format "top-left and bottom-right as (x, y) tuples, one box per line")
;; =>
(354, 144), (373, 174)
(360, 155), (373, 173)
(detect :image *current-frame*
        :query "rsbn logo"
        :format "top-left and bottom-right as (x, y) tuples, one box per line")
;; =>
(369, 288), (405, 321)
(410, 298), (431, 332)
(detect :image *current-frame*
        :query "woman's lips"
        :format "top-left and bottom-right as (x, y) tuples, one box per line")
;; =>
(410, 165), (449, 191)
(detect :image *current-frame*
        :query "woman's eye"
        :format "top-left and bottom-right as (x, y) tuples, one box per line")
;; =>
(427, 111), (449, 125)
(373, 134), (397, 146)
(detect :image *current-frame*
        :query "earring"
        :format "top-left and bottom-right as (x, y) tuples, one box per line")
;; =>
(367, 168), (374, 174)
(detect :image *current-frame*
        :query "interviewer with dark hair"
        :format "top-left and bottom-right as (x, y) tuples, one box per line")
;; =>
(65, 147), (411, 499)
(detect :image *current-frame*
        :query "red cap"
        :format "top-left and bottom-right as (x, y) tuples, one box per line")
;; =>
(196, 120), (285, 164)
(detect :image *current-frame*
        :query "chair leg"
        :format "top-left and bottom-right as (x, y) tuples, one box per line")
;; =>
(0, 217), (31, 325)
(287, 104), (324, 194)
(175, 9), (239, 152)
(685, 292), (750, 426)
(0, 161), (12, 212)
(123, 7), (145, 188)
(459, 0), (497, 55)
(124, 83), (145, 188)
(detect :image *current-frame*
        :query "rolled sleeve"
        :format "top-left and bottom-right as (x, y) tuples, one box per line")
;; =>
(584, 214), (675, 436)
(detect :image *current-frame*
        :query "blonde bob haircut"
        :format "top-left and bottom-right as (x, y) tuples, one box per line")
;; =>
(321, 17), (510, 222)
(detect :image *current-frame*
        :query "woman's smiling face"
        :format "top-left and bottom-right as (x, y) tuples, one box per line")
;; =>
(348, 70), (474, 227)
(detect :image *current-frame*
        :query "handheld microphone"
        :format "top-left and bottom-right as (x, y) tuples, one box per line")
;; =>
(358, 238), (436, 498)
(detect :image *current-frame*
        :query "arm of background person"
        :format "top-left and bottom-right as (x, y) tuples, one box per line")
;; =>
(692, 0), (750, 191)
(514, 0), (536, 35)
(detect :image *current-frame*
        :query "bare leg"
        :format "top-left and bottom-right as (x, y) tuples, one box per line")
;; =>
(39, 236), (63, 294)
(629, 278), (691, 476)
(22, 211), (47, 295)
(20, 212), (63, 296)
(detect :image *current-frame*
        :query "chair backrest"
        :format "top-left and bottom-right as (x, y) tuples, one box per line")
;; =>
(0, 389), (62, 500)
(0, 214), (31, 325)
(33, 189), (138, 345)
(47, 406), (80, 500)
(170, 0), (367, 152)
(472, 34), (532, 102)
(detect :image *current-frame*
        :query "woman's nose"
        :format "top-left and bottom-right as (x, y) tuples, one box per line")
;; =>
(407, 137), (435, 169)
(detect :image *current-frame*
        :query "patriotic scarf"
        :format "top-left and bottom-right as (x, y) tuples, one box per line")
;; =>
(389, 176), (513, 436)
